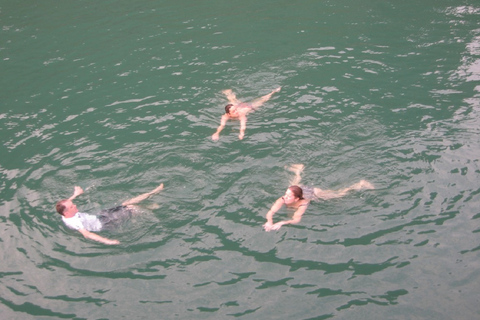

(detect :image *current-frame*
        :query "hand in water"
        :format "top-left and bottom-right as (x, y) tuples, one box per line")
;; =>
(271, 222), (283, 231)
(73, 186), (84, 197)
(263, 222), (273, 232)
(263, 222), (283, 231)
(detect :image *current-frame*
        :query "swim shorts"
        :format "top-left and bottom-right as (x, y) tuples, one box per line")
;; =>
(98, 206), (134, 229)
(300, 185), (318, 201)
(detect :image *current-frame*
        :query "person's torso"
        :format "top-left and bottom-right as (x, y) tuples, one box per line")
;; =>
(62, 212), (102, 231)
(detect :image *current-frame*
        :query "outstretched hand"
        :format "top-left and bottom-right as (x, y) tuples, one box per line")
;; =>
(73, 186), (84, 195)
(262, 222), (273, 232)
(263, 222), (273, 232)
(271, 222), (283, 231)
(212, 133), (220, 141)
(69, 186), (84, 200)
(263, 221), (284, 232)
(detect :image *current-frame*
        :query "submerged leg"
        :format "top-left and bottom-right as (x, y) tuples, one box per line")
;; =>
(122, 183), (164, 206)
(287, 163), (305, 186)
(222, 89), (241, 105)
(314, 180), (374, 200)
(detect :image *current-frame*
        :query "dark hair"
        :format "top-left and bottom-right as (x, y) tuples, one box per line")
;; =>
(288, 186), (304, 200)
(56, 199), (68, 216)
(225, 104), (234, 114)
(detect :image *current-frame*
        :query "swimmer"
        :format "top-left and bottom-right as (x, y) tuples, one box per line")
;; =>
(212, 87), (281, 141)
(56, 184), (164, 245)
(263, 164), (374, 232)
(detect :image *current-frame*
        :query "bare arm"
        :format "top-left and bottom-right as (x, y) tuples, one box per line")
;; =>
(78, 228), (120, 245)
(238, 115), (247, 140)
(68, 186), (84, 201)
(263, 197), (285, 231)
(270, 204), (308, 231)
(212, 114), (228, 141)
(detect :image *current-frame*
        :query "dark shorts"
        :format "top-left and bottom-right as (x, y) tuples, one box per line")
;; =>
(98, 206), (134, 229)
(301, 185), (318, 201)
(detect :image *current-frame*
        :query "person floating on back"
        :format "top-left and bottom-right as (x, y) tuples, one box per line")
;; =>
(212, 87), (281, 141)
(263, 164), (374, 231)
(56, 184), (164, 245)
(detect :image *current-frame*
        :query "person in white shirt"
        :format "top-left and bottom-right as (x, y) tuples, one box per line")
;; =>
(56, 184), (164, 245)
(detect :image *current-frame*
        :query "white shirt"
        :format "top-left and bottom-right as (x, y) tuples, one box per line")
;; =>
(62, 212), (102, 232)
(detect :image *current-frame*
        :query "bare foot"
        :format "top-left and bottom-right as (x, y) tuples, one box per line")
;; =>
(150, 183), (164, 195)
(351, 180), (374, 191)
(286, 164), (304, 174)
(359, 180), (374, 190)
(145, 203), (160, 210)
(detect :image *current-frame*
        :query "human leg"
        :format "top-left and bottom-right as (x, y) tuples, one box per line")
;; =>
(122, 183), (164, 206)
(250, 87), (281, 108)
(222, 89), (241, 104)
(287, 163), (304, 185)
(314, 180), (374, 200)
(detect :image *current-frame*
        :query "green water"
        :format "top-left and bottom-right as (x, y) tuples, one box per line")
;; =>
(1, 1), (479, 319)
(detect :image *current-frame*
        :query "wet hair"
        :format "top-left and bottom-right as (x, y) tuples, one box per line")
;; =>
(56, 199), (69, 216)
(288, 185), (304, 200)
(225, 104), (234, 114)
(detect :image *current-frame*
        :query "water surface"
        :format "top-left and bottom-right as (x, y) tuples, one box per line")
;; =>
(1, 1), (479, 319)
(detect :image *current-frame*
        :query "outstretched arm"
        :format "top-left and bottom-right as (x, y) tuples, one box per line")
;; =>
(78, 228), (119, 245)
(263, 197), (284, 231)
(222, 89), (241, 104)
(212, 114), (228, 141)
(238, 116), (247, 140)
(68, 186), (84, 201)
(269, 205), (307, 231)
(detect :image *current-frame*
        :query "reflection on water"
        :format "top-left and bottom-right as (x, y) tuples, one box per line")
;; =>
(1, 1), (480, 319)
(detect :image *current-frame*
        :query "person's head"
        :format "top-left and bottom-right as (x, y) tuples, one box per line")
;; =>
(56, 199), (78, 216)
(283, 185), (304, 205)
(225, 104), (238, 116)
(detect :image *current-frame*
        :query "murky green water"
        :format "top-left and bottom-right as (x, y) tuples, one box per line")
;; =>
(1, 1), (479, 319)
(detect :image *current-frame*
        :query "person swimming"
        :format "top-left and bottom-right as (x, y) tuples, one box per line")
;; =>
(212, 87), (281, 141)
(56, 184), (164, 244)
(263, 164), (374, 231)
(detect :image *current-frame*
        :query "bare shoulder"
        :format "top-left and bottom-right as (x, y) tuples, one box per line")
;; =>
(295, 199), (310, 208)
